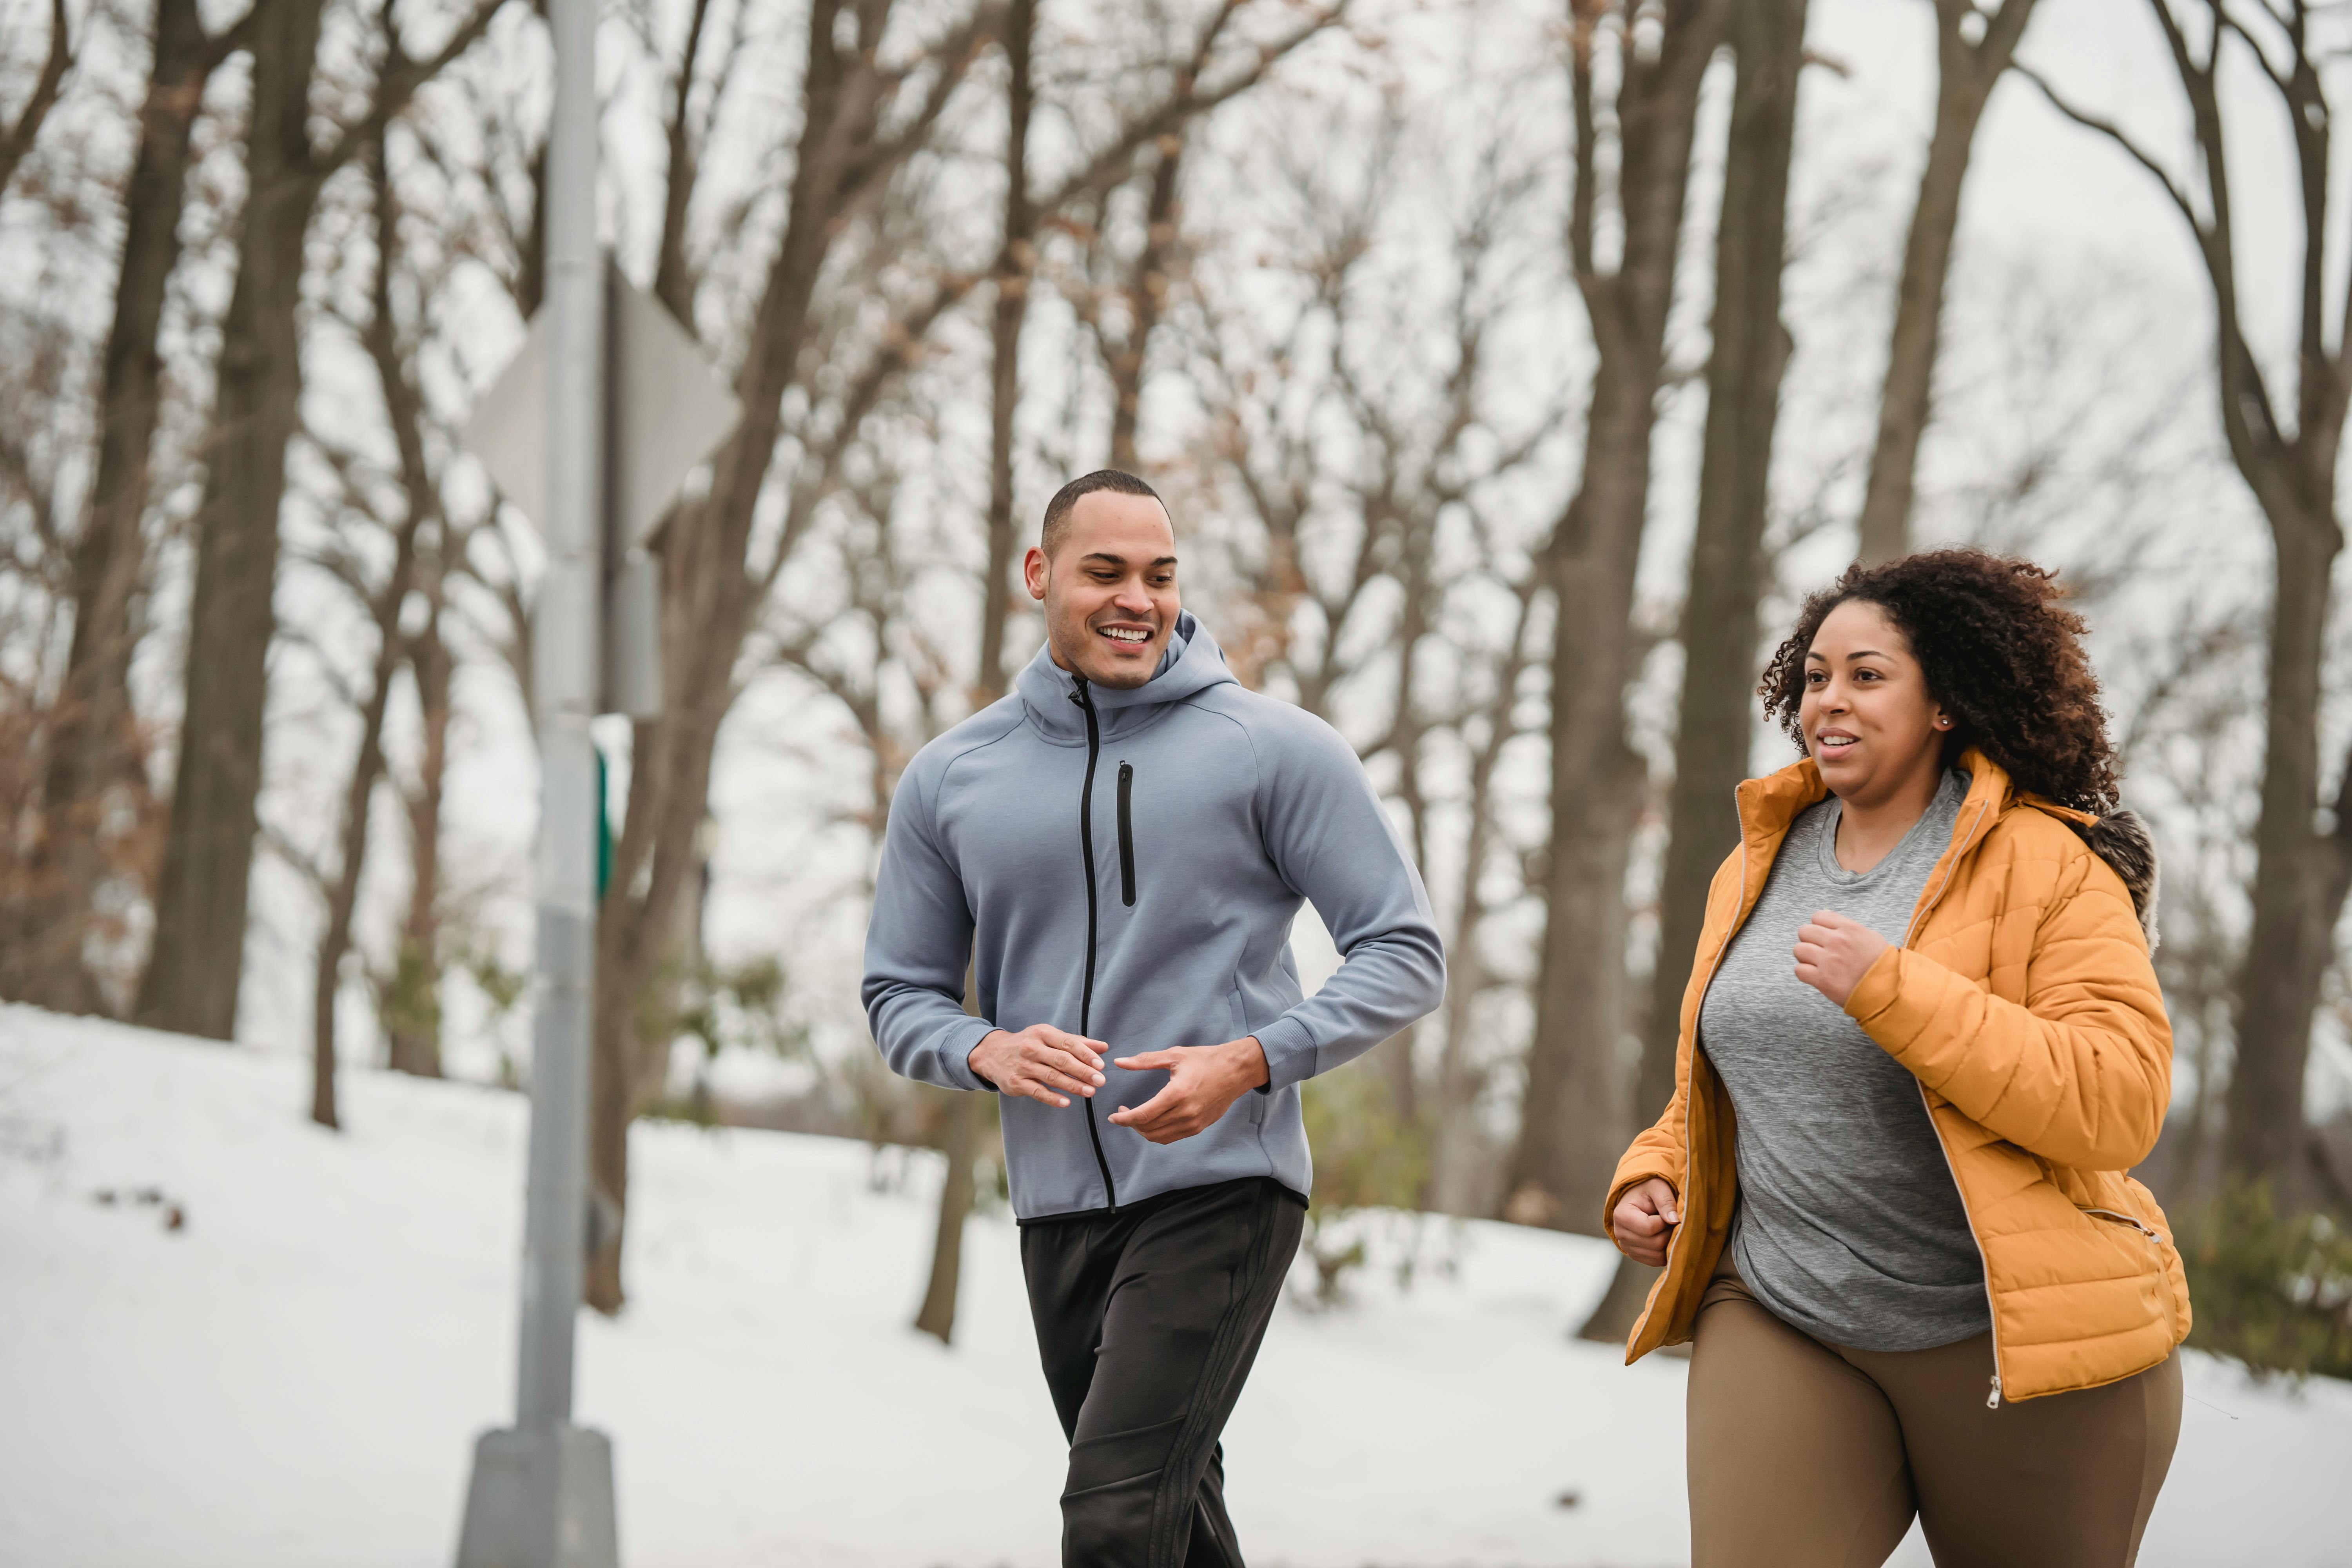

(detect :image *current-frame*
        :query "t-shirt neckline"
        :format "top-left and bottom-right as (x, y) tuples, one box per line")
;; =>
(1815, 771), (1964, 888)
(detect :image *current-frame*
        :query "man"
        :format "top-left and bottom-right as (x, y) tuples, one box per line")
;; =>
(862, 469), (1445, 1566)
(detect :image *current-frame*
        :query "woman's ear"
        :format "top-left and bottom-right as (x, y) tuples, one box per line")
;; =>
(1933, 712), (1953, 730)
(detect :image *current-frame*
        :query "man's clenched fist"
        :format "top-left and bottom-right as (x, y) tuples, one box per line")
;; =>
(969, 1025), (1108, 1109)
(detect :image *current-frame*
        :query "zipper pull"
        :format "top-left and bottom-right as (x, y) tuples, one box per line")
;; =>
(1986, 1373), (2002, 1410)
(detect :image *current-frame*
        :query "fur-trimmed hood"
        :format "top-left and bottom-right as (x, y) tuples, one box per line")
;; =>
(2064, 807), (2161, 951)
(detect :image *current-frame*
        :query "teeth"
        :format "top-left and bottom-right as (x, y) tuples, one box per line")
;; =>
(1102, 628), (1148, 642)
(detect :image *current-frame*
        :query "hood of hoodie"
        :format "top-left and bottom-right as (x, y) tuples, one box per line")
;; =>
(1014, 609), (1239, 744)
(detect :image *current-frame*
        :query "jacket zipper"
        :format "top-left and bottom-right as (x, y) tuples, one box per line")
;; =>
(1626, 806), (1752, 1351)
(1897, 790), (2007, 1408)
(2080, 1207), (2163, 1242)
(1116, 762), (1137, 907)
(1071, 678), (1120, 1211)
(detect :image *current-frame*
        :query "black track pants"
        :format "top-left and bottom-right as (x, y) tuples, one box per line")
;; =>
(1019, 1176), (1306, 1568)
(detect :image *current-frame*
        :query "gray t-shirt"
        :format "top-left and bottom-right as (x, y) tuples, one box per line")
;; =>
(1698, 768), (1989, 1352)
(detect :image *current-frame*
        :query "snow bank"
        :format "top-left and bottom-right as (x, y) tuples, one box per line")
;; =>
(2, 1007), (2346, 1566)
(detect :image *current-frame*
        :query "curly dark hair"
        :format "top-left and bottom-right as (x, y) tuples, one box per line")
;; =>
(1757, 548), (2120, 813)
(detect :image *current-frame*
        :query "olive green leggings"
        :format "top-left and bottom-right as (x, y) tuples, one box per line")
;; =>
(1687, 1267), (2181, 1568)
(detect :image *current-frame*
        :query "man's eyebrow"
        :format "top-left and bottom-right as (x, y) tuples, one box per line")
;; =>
(1079, 552), (1180, 568)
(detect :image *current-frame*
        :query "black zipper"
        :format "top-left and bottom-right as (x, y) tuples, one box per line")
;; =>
(1117, 762), (1137, 907)
(1071, 677), (1119, 1210)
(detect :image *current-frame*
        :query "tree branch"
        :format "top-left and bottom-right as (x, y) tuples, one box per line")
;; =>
(0, 0), (74, 197)
(1034, 0), (1347, 218)
(2012, 61), (2203, 235)
(315, 0), (508, 177)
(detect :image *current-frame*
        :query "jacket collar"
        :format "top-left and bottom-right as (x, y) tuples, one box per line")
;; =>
(1734, 746), (2014, 866)
(1013, 610), (1238, 745)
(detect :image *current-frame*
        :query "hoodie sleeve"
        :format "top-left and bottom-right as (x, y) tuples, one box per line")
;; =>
(861, 754), (996, 1093)
(1247, 712), (1447, 1093)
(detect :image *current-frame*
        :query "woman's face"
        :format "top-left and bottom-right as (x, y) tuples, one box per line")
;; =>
(1800, 599), (1949, 803)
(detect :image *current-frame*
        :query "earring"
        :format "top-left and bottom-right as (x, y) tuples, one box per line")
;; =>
(1935, 717), (1951, 729)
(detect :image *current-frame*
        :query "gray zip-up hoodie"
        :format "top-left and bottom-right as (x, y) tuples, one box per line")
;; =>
(862, 612), (1446, 1221)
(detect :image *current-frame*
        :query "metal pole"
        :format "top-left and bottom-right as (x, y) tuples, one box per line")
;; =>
(517, 0), (603, 1432)
(454, 2), (617, 1559)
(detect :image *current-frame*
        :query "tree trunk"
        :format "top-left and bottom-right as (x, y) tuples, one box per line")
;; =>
(1854, 0), (2040, 564)
(314, 142), (433, 1127)
(1507, 0), (1722, 1235)
(917, 0), (1035, 1346)
(913, 1078), (985, 1341)
(135, 0), (502, 1042)
(25, 0), (219, 1016)
(310, 535), (415, 1127)
(1107, 135), (1183, 473)
(1427, 587), (1537, 1217)
(1583, 0), (1806, 1340)
(137, 0), (332, 1042)
(2224, 505), (2352, 1196)
(387, 577), (451, 1078)
(2020, 4), (2352, 1201)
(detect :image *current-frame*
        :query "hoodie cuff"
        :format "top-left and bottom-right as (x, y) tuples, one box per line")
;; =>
(940, 1017), (1001, 1093)
(1252, 1015), (1318, 1093)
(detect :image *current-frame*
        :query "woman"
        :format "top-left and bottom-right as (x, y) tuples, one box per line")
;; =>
(1606, 549), (2188, 1567)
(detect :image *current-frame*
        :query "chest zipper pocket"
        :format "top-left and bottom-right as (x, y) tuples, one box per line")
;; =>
(2078, 1206), (2163, 1243)
(1116, 762), (1137, 907)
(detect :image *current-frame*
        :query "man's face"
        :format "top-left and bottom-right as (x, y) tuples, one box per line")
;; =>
(1025, 492), (1180, 690)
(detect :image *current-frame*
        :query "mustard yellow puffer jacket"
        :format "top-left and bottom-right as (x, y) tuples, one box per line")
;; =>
(1605, 750), (2190, 1403)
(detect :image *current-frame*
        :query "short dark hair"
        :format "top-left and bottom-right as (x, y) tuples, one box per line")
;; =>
(1042, 469), (1166, 558)
(1758, 548), (2120, 813)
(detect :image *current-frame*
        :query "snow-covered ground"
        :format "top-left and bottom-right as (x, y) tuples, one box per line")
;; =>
(2, 1009), (2347, 1568)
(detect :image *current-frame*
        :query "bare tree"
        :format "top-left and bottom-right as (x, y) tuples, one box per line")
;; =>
(586, 0), (1002, 1315)
(1067, 130), (1189, 474)
(298, 138), (448, 1128)
(25, 0), (247, 1017)
(915, 0), (1038, 1348)
(1582, 0), (1808, 1337)
(1508, 0), (1725, 1234)
(1854, 0), (2042, 563)
(1425, 566), (1543, 1216)
(138, 0), (506, 1042)
(584, 0), (1345, 1314)
(382, 531), (457, 1078)
(1185, 82), (1560, 1204)
(2024, 2), (2352, 1198)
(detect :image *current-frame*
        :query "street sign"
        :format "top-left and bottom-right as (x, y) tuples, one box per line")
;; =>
(459, 264), (741, 720)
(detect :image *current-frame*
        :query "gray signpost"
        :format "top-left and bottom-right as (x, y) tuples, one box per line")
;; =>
(451, 1), (739, 1561)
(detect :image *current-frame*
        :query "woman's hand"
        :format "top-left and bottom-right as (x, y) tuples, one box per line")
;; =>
(1793, 909), (1892, 1008)
(1610, 1177), (1681, 1267)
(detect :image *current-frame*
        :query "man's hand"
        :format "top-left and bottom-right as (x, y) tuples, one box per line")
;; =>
(1107, 1038), (1269, 1145)
(969, 1025), (1107, 1109)
(1610, 1177), (1681, 1267)
(1793, 908), (1892, 1009)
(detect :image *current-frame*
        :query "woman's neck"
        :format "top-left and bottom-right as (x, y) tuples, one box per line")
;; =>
(1830, 759), (1946, 873)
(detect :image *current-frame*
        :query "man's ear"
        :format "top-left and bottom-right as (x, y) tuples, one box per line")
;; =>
(1022, 545), (1049, 602)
